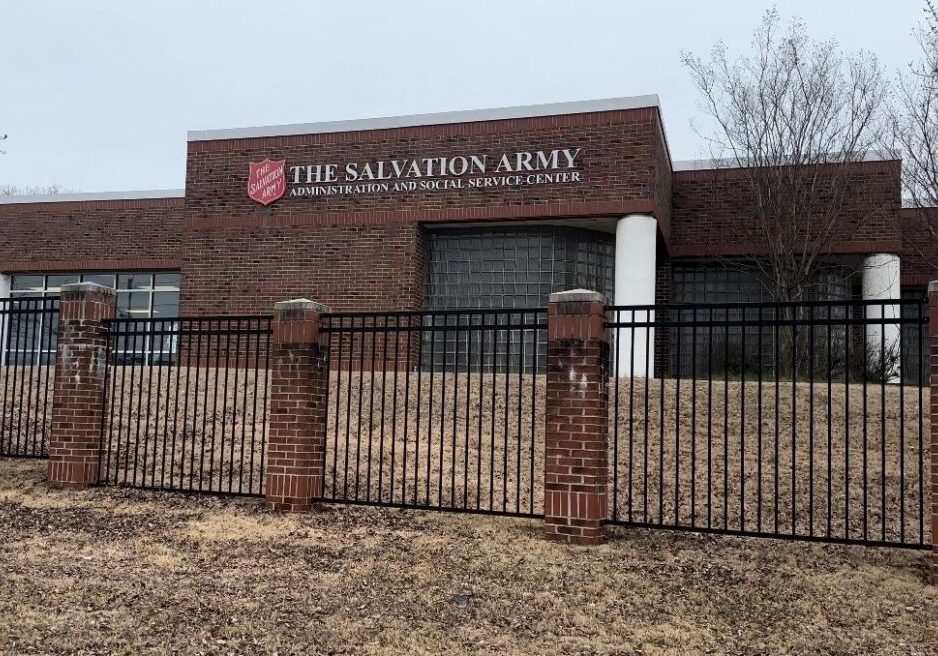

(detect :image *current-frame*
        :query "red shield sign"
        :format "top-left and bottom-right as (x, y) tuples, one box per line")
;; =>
(247, 159), (286, 206)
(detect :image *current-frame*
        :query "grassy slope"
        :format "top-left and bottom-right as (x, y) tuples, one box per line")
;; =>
(1, 459), (936, 656)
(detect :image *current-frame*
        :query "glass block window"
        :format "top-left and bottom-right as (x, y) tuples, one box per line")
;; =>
(427, 226), (614, 309)
(671, 264), (773, 305)
(7, 271), (181, 364)
(900, 288), (928, 385)
(669, 262), (853, 378)
(425, 226), (615, 370)
(671, 263), (851, 305)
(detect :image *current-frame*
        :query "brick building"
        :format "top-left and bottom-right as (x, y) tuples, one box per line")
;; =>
(0, 95), (934, 372)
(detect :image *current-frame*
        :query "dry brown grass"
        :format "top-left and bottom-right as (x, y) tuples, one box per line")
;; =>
(327, 370), (542, 515)
(10, 363), (926, 546)
(100, 366), (268, 495)
(330, 373), (930, 544)
(608, 377), (930, 544)
(1, 458), (936, 656)
(0, 364), (54, 457)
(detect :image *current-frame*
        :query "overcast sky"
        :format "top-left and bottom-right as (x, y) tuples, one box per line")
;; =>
(0, 0), (927, 193)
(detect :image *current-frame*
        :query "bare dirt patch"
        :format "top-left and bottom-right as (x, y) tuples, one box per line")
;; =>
(1, 458), (935, 656)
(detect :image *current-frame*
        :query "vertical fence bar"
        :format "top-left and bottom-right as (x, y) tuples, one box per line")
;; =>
(740, 309), (746, 532)
(928, 283), (938, 581)
(96, 314), (270, 497)
(808, 305), (814, 536)
(313, 307), (545, 517)
(708, 307), (714, 529)
(70, 296), (931, 551)
(598, 297), (928, 551)
(0, 299), (13, 455)
(919, 299), (926, 546)
(612, 312), (620, 523)
(0, 297), (61, 458)
(390, 315), (401, 505)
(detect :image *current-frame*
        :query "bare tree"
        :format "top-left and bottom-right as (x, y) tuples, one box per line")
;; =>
(682, 9), (890, 304)
(0, 134), (75, 194)
(681, 10), (894, 381)
(0, 183), (75, 196)
(889, 1), (938, 259)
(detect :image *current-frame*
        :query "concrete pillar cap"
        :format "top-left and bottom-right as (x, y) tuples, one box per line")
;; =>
(548, 289), (606, 304)
(929, 280), (938, 294)
(60, 282), (117, 296)
(274, 298), (332, 313)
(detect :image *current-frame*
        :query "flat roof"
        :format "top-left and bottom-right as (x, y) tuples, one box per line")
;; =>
(673, 152), (896, 171)
(187, 95), (661, 142)
(0, 189), (185, 205)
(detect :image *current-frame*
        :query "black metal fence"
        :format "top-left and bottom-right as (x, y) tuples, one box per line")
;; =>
(0, 296), (59, 457)
(3, 292), (932, 553)
(99, 316), (271, 496)
(320, 309), (546, 516)
(607, 299), (931, 549)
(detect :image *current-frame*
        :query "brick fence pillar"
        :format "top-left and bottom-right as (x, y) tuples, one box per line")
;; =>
(47, 282), (116, 489)
(265, 298), (331, 512)
(544, 289), (610, 544)
(928, 281), (938, 582)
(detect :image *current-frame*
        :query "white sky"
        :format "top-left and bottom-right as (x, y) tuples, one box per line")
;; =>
(0, 0), (926, 192)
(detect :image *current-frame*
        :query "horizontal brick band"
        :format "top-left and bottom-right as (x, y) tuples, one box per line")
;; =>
(0, 197), (183, 213)
(188, 107), (661, 152)
(184, 200), (656, 231)
(0, 258), (181, 273)
(669, 240), (904, 258)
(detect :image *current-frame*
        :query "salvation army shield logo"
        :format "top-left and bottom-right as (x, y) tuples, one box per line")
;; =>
(247, 159), (286, 206)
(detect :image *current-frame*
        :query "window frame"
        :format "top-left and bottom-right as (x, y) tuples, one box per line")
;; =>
(6, 271), (181, 365)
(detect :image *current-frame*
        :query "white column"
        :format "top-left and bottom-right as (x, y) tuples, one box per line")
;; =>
(862, 253), (901, 382)
(614, 214), (657, 378)
(0, 274), (9, 367)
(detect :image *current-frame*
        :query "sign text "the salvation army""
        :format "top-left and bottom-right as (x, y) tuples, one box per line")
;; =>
(287, 147), (584, 197)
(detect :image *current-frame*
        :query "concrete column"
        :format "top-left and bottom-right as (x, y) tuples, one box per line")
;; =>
(862, 253), (901, 381)
(265, 298), (331, 512)
(614, 214), (657, 378)
(543, 289), (609, 544)
(47, 282), (116, 489)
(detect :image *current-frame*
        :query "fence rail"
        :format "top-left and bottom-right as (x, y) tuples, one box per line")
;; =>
(0, 296), (59, 458)
(4, 292), (933, 553)
(320, 309), (546, 516)
(99, 316), (271, 496)
(606, 299), (931, 549)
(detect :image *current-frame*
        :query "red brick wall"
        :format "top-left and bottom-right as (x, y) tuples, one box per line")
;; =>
(653, 120), (673, 243)
(185, 108), (670, 225)
(179, 107), (671, 315)
(0, 198), (184, 273)
(179, 220), (426, 315)
(900, 207), (938, 287)
(0, 108), (674, 318)
(10, 113), (919, 320)
(669, 161), (901, 258)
